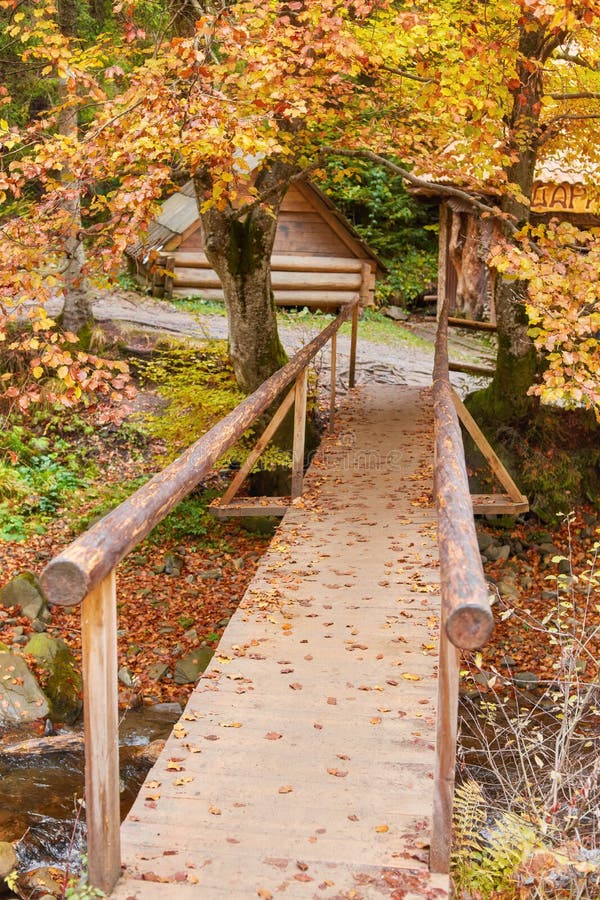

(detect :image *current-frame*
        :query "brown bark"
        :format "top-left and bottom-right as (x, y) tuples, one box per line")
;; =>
(194, 160), (295, 393)
(56, 25), (94, 335)
(475, 22), (566, 422)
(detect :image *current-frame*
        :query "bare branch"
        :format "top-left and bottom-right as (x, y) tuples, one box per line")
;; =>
(548, 91), (600, 101)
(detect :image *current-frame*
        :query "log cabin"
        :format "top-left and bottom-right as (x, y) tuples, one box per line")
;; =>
(128, 180), (384, 310)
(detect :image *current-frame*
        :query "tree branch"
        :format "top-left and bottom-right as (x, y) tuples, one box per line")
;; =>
(548, 91), (600, 101)
(375, 63), (439, 85)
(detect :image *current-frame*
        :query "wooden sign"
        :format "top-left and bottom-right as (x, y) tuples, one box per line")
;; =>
(531, 181), (599, 215)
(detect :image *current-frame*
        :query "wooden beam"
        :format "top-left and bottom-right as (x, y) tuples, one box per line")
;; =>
(430, 632), (460, 873)
(472, 494), (529, 515)
(448, 361), (495, 377)
(175, 270), (362, 291)
(448, 316), (497, 332)
(291, 369), (308, 499)
(451, 389), (526, 504)
(81, 571), (121, 893)
(219, 385), (296, 506)
(172, 252), (366, 273)
(349, 302), (359, 388)
(329, 331), (337, 433)
(210, 496), (289, 518)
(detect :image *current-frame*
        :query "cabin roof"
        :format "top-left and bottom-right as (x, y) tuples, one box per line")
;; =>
(128, 179), (385, 273)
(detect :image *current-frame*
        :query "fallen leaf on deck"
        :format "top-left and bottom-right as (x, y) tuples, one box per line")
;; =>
(278, 785), (293, 794)
(264, 732), (282, 740)
(209, 804), (221, 815)
(327, 768), (348, 778)
(401, 673), (422, 681)
(375, 824), (389, 833)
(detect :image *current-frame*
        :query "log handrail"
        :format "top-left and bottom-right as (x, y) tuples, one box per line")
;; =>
(432, 299), (493, 651)
(41, 298), (358, 609)
(429, 297), (494, 875)
(38, 296), (358, 893)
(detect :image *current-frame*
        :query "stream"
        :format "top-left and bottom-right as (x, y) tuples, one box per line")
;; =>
(0, 703), (181, 895)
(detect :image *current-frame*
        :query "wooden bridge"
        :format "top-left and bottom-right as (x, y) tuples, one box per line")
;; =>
(39, 299), (526, 898)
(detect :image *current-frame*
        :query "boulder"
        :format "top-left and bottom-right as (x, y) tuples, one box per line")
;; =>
(0, 653), (49, 724)
(23, 636), (82, 725)
(0, 572), (48, 621)
(174, 648), (214, 684)
(15, 866), (65, 899)
(0, 841), (17, 887)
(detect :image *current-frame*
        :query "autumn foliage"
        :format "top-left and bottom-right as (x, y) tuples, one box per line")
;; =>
(0, 0), (599, 412)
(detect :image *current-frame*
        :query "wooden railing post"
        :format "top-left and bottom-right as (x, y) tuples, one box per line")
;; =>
(291, 368), (308, 498)
(349, 301), (359, 388)
(329, 331), (337, 433)
(430, 630), (460, 873)
(81, 570), (121, 893)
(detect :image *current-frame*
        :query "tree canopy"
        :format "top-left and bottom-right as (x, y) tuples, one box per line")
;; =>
(1, 0), (600, 411)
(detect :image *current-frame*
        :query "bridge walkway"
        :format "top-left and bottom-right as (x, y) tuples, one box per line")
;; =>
(110, 384), (450, 899)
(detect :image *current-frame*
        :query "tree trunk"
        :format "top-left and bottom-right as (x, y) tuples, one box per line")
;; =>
(470, 23), (560, 424)
(194, 162), (294, 393)
(56, 2), (95, 337)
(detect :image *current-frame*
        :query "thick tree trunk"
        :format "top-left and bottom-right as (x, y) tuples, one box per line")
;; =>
(470, 24), (559, 424)
(194, 162), (294, 393)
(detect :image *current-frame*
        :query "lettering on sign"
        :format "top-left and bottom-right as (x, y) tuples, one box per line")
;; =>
(532, 181), (598, 214)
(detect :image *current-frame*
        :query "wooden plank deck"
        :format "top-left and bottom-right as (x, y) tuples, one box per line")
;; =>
(110, 385), (450, 899)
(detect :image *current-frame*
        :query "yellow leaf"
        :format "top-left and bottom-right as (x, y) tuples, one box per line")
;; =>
(57, 365), (69, 380)
(209, 804), (221, 815)
(401, 673), (421, 681)
(375, 824), (389, 833)
(219, 721), (242, 728)
(32, 366), (44, 379)
(278, 785), (293, 794)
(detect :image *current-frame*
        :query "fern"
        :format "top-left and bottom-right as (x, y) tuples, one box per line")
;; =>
(452, 780), (542, 899)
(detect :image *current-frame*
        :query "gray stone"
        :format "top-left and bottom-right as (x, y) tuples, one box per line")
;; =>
(0, 652), (49, 724)
(23, 635), (82, 725)
(539, 542), (560, 556)
(501, 656), (516, 668)
(147, 662), (169, 682)
(183, 628), (198, 642)
(174, 647), (214, 684)
(198, 568), (223, 580)
(15, 866), (65, 899)
(32, 618), (47, 633)
(0, 572), (47, 621)
(513, 671), (540, 689)
(118, 666), (134, 687)
(497, 578), (519, 599)
(382, 305), (409, 321)
(477, 531), (495, 552)
(163, 553), (184, 576)
(0, 841), (17, 882)
(541, 590), (556, 601)
(485, 544), (511, 562)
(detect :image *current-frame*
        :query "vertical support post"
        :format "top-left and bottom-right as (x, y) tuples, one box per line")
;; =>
(291, 367), (308, 499)
(437, 203), (449, 321)
(348, 302), (359, 389)
(430, 627), (460, 873)
(329, 331), (337, 433)
(164, 255), (175, 299)
(82, 570), (121, 893)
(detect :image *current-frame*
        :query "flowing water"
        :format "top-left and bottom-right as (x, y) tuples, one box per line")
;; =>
(0, 703), (181, 894)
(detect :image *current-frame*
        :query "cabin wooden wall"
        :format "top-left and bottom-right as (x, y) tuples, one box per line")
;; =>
(153, 185), (377, 307)
(161, 252), (376, 308)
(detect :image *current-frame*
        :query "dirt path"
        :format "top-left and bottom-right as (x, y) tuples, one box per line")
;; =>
(79, 290), (494, 397)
